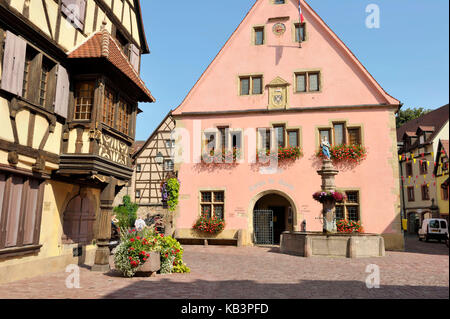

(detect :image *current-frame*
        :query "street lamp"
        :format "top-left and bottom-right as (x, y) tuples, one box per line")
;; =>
(155, 152), (164, 164)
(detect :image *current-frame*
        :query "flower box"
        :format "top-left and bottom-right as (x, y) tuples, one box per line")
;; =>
(316, 144), (367, 164)
(135, 251), (160, 276)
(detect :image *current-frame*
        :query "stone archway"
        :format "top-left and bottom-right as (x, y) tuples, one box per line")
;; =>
(62, 191), (96, 245)
(248, 190), (298, 245)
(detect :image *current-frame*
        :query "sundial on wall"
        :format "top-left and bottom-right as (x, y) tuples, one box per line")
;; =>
(272, 23), (286, 36)
(267, 77), (290, 110)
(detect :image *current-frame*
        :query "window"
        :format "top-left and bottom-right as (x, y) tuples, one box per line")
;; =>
(117, 98), (131, 134)
(333, 123), (345, 145)
(406, 163), (413, 177)
(22, 47), (37, 99)
(421, 185), (430, 201)
(103, 86), (115, 127)
(252, 76), (263, 94)
(287, 130), (299, 147)
(135, 190), (141, 199)
(164, 159), (174, 172)
(240, 75), (263, 95)
(319, 129), (331, 144)
(39, 58), (52, 106)
(115, 30), (129, 57)
(0, 173), (44, 253)
(74, 81), (95, 120)
(254, 27), (264, 45)
(348, 128), (361, 145)
(200, 191), (225, 219)
(442, 186), (449, 201)
(295, 23), (306, 42)
(165, 140), (175, 148)
(61, 0), (86, 31)
(419, 161), (428, 175)
(232, 131), (242, 150)
(407, 187), (415, 202)
(274, 125), (285, 148)
(335, 191), (360, 222)
(296, 73), (306, 93)
(218, 127), (228, 153)
(274, 0), (285, 3)
(136, 164), (142, 173)
(295, 71), (320, 92)
(259, 128), (272, 152)
(309, 73), (320, 92)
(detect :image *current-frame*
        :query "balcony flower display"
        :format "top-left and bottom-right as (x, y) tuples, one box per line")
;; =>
(202, 147), (242, 164)
(193, 214), (225, 235)
(312, 190), (347, 204)
(257, 146), (303, 162)
(316, 144), (367, 164)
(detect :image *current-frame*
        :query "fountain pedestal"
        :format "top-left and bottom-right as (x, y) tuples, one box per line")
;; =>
(317, 159), (339, 233)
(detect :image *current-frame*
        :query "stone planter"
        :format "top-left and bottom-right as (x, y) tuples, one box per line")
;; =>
(135, 251), (160, 277)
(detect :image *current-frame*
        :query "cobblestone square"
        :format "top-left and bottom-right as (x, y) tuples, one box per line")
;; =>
(0, 235), (448, 299)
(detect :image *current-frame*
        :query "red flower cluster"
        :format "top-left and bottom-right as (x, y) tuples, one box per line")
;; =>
(193, 214), (225, 234)
(336, 220), (364, 233)
(317, 144), (367, 164)
(277, 146), (303, 161)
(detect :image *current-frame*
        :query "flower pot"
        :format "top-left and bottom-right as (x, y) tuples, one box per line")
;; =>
(136, 251), (160, 277)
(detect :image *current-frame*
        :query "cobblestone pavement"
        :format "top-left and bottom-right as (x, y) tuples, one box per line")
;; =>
(0, 235), (448, 299)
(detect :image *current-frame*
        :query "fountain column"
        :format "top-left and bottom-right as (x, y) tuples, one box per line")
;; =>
(317, 158), (339, 233)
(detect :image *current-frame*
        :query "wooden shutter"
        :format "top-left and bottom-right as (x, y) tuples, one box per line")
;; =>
(22, 179), (39, 245)
(0, 174), (5, 223)
(129, 44), (140, 73)
(1, 31), (26, 96)
(5, 176), (24, 247)
(54, 65), (70, 118)
(26, 52), (43, 104)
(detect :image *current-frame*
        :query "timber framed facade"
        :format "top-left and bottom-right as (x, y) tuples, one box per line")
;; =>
(114, 113), (177, 219)
(0, 0), (155, 283)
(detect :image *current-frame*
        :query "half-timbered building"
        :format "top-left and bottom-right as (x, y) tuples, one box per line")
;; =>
(0, 0), (154, 283)
(114, 113), (176, 231)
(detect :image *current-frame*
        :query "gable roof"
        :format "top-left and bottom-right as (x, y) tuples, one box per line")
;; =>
(68, 28), (155, 103)
(434, 139), (449, 175)
(134, 0), (150, 54)
(397, 104), (449, 146)
(133, 111), (174, 159)
(173, 0), (399, 115)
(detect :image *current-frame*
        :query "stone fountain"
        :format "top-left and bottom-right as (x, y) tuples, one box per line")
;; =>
(279, 139), (386, 258)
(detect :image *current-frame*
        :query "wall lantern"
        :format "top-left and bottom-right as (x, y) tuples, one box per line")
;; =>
(155, 152), (164, 164)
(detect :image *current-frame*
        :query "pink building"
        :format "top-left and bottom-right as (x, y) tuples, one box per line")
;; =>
(171, 0), (404, 250)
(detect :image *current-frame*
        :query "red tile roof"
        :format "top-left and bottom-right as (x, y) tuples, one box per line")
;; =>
(397, 104), (449, 150)
(68, 30), (155, 103)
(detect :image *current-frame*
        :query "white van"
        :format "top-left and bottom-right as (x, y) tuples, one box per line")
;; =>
(418, 219), (448, 242)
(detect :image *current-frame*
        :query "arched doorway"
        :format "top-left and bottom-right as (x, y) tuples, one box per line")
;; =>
(62, 193), (96, 245)
(252, 191), (296, 245)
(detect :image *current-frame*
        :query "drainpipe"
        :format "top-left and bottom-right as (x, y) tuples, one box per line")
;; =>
(399, 157), (406, 236)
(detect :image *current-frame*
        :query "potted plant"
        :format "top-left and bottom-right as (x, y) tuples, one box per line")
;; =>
(193, 214), (225, 235)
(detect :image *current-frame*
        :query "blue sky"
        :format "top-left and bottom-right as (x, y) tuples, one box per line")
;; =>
(136, 0), (449, 141)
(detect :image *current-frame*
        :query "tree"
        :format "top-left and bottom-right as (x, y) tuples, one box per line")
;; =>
(113, 195), (138, 232)
(396, 107), (431, 128)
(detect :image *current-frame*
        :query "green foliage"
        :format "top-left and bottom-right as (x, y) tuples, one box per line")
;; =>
(163, 178), (180, 212)
(396, 107), (431, 128)
(113, 195), (138, 231)
(113, 228), (190, 277)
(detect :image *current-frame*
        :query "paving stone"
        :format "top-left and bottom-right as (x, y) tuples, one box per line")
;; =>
(0, 235), (447, 299)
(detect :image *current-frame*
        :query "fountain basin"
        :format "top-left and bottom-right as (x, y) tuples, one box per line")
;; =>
(280, 231), (385, 258)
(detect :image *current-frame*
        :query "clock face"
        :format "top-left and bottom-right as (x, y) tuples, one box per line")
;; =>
(272, 23), (286, 35)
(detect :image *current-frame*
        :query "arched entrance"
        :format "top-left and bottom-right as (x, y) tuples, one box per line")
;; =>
(251, 191), (296, 245)
(62, 193), (96, 245)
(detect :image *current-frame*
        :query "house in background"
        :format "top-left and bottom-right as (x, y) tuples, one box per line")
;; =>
(397, 104), (449, 234)
(114, 113), (176, 230)
(434, 140), (449, 222)
(0, 0), (154, 284)
(171, 0), (403, 250)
